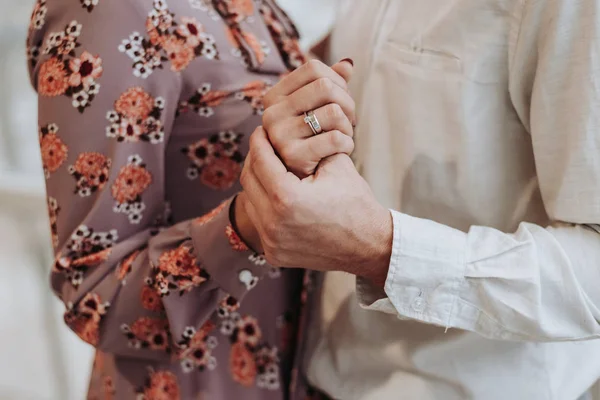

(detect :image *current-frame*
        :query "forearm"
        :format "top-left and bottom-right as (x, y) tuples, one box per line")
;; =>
(360, 211), (600, 341)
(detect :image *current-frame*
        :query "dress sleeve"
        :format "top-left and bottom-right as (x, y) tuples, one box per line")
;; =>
(28, 0), (269, 361)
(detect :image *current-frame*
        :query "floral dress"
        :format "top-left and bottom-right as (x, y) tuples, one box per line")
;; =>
(26, 0), (323, 398)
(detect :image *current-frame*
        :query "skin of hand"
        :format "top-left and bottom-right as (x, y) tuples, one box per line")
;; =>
(234, 59), (357, 253)
(239, 127), (393, 287)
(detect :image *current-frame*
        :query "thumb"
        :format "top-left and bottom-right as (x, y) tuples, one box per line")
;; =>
(331, 58), (354, 84)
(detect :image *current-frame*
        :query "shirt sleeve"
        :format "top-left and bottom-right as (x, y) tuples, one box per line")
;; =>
(29, 0), (270, 360)
(357, 0), (600, 341)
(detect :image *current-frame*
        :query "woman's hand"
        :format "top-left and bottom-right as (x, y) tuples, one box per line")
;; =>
(262, 59), (356, 178)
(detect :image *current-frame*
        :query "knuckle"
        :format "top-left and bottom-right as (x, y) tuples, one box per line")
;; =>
(315, 77), (335, 94)
(326, 103), (345, 122)
(262, 106), (276, 128)
(328, 130), (346, 148)
(306, 59), (325, 75)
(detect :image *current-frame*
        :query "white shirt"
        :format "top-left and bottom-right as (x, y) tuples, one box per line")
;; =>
(305, 0), (600, 399)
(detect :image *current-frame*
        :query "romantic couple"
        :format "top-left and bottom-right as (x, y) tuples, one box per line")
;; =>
(27, 0), (600, 399)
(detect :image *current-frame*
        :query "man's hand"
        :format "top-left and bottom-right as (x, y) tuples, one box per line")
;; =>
(240, 127), (393, 286)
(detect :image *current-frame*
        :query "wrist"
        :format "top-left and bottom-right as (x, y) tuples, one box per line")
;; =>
(232, 193), (263, 253)
(358, 205), (393, 288)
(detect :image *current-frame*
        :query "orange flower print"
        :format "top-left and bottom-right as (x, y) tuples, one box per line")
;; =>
(114, 87), (154, 120)
(235, 80), (271, 115)
(241, 30), (268, 65)
(235, 315), (262, 347)
(229, 342), (257, 387)
(163, 36), (195, 72)
(116, 249), (140, 281)
(178, 321), (218, 373)
(68, 51), (103, 88)
(183, 132), (244, 188)
(122, 317), (171, 352)
(194, 201), (227, 225)
(38, 57), (68, 96)
(137, 370), (180, 400)
(177, 83), (229, 117)
(39, 123), (68, 177)
(112, 155), (152, 224)
(259, 3), (306, 70)
(48, 197), (60, 248)
(41, 22), (103, 112)
(226, 225), (249, 252)
(54, 225), (118, 287)
(69, 152), (111, 197)
(150, 243), (210, 296)
(200, 158), (242, 190)
(141, 286), (164, 312)
(64, 293), (110, 346)
(176, 17), (204, 48)
(106, 88), (165, 144)
(120, 0), (219, 78)
(71, 248), (112, 268)
(217, 295), (239, 318)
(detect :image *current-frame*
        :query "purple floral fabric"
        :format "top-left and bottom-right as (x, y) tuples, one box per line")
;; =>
(26, 0), (320, 398)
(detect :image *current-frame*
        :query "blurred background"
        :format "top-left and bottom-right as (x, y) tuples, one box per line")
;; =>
(0, 1), (335, 398)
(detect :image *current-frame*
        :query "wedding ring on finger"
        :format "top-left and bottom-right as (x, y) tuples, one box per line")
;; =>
(304, 110), (323, 135)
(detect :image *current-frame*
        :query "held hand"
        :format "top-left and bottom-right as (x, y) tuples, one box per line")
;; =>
(240, 127), (393, 286)
(262, 59), (356, 178)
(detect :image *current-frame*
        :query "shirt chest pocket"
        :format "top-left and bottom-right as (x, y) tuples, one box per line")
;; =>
(380, 0), (511, 85)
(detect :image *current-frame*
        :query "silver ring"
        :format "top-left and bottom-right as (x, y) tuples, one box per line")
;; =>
(304, 110), (323, 135)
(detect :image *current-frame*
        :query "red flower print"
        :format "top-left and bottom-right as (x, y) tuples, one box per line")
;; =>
(230, 342), (257, 387)
(194, 201), (227, 225)
(139, 370), (180, 400)
(64, 293), (109, 346)
(39, 123), (68, 176)
(226, 225), (249, 251)
(124, 317), (171, 352)
(114, 87), (155, 120)
(38, 57), (68, 96)
(200, 158), (241, 190)
(116, 249), (140, 281)
(112, 163), (152, 204)
(69, 152), (111, 197)
(235, 315), (262, 347)
(141, 286), (164, 312)
(163, 36), (195, 72)
(68, 51), (103, 88)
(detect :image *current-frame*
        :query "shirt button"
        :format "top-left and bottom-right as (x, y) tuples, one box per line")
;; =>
(411, 297), (426, 313)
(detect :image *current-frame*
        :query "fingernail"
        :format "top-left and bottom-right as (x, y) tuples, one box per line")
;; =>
(340, 58), (354, 66)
